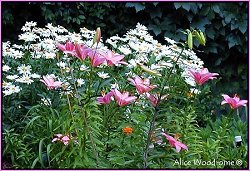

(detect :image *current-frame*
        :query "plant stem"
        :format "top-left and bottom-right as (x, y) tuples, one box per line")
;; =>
(56, 54), (76, 132)
(67, 60), (100, 167)
(143, 46), (185, 168)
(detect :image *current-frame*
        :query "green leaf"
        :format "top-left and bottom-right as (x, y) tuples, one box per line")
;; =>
(153, 2), (159, 6)
(78, 15), (85, 20)
(148, 24), (162, 36)
(227, 34), (239, 48)
(31, 157), (39, 168)
(190, 4), (198, 13)
(230, 20), (239, 30)
(125, 3), (145, 13)
(215, 58), (222, 66)
(46, 144), (51, 167)
(181, 3), (191, 11)
(191, 18), (211, 32)
(238, 21), (247, 34)
(200, 6), (210, 16)
(174, 3), (182, 9)
(39, 138), (45, 168)
(212, 5), (220, 13)
(206, 27), (215, 39)
(207, 46), (218, 54)
(150, 8), (162, 19)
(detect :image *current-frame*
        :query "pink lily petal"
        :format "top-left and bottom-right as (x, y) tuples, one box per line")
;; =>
(112, 89), (137, 107)
(40, 75), (62, 90)
(56, 41), (75, 56)
(97, 91), (114, 104)
(145, 93), (158, 107)
(189, 68), (219, 86)
(161, 132), (188, 153)
(221, 94), (248, 109)
(100, 50), (126, 66)
(128, 76), (156, 94)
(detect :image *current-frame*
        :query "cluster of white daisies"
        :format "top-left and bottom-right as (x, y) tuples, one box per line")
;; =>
(2, 21), (204, 98)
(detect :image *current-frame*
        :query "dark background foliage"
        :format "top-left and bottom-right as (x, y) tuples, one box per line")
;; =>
(2, 2), (248, 100)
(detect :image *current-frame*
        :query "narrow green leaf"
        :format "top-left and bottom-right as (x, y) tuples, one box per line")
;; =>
(39, 138), (45, 168)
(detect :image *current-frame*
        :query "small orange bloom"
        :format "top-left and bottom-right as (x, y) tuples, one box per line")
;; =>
(187, 92), (193, 97)
(123, 126), (133, 135)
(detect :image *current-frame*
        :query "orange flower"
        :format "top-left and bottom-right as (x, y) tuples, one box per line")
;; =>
(123, 126), (133, 135)
(187, 92), (193, 97)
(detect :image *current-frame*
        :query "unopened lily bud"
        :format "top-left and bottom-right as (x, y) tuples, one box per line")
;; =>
(199, 31), (206, 46)
(93, 27), (101, 44)
(187, 31), (193, 49)
(138, 63), (162, 76)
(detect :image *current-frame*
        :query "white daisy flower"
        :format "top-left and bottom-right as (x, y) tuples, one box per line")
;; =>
(97, 72), (110, 79)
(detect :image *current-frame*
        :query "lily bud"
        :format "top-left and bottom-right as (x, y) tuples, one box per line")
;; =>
(93, 27), (101, 44)
(138, 63), (162, 76)
(199, 31), (206, 46)
(187, 31), (193, 49)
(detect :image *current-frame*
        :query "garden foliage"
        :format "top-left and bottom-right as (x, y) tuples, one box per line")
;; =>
(2, 21), (248, 169)
(2, 2), (248, 101)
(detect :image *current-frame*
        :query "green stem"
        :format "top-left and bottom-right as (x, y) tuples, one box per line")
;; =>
(143, 46), (185, 168)
(67, 60), (100, 167)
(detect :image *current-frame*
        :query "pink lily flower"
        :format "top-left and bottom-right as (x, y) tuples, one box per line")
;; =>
(128, 76), (156, 94)
(161, 132), (188, 153)
(40, 75), (62, 90)
(56, 41), (75, 56)
(88, 50), (106, 67)
(52, 134), (70, 145)
(61, 136), (70, 145)
(221, 94), (248, 109)
(112, 89), (137, 107)
(97, 91), (114, 104)
(74, 43), (92, 60)
(100, 50), (127, 66)
(145, 93), (159, 107)
(189, 68), (219, 86)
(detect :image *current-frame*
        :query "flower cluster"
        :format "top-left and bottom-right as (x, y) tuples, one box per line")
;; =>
(97, 89), (137, 107)
(2, 22), (205, 97)
(106, 23), (204, 87)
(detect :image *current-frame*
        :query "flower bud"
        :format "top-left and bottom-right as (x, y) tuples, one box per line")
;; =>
(93, 27), (101, 44)
(138, 63), (162, 76)
(187, 31), (193, 49)
(199, 31), (206, 46)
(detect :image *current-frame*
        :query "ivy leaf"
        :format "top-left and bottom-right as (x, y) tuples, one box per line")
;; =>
(219, 27), (225, 36)
(153, 2), (159, 6)
(181, 3), (191, 11)
(148, 24), (162, 36)
(224, 13), (233, 24)
(227, 34), (239, 48)
(207, 11), (215, 20)
(174, 3), (182, 9)
(207, 44), (218, 54)
(190, 4), (198, 13)
(200, 6), (210, 16)
(125, 3), (145, 13)
(230, 20), (239, 30)
(150, 8), (162, 19)
(215, 58), (222, 66)
(238, 21), (247, 34)
(206, 27), (216, 39)
(212, 5), (220, 13)
(191, 18), (211, 32)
